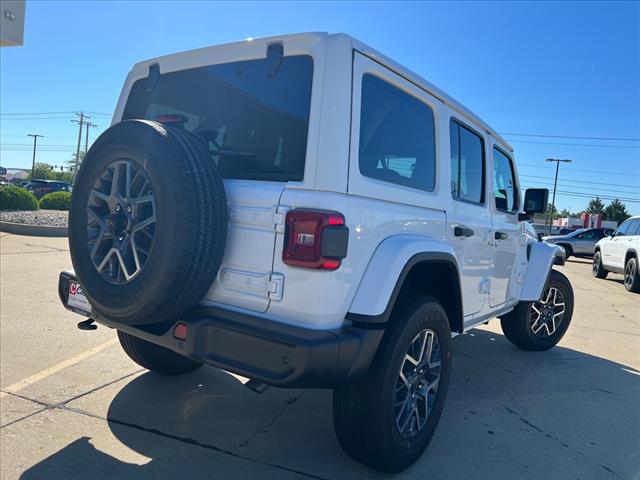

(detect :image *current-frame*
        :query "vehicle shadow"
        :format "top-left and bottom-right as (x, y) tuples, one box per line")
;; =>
(19, 329), (640, 480)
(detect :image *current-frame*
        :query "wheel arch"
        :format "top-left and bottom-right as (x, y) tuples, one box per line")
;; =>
(347, 235), (463, 334)
(625, 248), (638, 264)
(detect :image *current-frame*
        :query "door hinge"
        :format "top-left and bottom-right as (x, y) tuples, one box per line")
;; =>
(274, 206), (289, 233)
(267, 273), (284, 301)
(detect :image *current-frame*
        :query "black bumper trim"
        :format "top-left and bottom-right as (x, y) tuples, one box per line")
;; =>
(59, 271), (383, 388)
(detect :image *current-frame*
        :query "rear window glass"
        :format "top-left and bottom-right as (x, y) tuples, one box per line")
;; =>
(122, 55), (313, 182)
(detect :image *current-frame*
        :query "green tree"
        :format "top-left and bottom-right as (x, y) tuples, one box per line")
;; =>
(28, 162), (56, 180)
(585, 196), (605, 214)
(546, 203), (558, 218)
(603, 199), (631, 224)
(559, 208), (573, 217)
(67, 151), (86, 171)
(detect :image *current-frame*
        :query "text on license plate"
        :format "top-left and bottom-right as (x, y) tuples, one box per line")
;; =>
(68, 281), (92, 314)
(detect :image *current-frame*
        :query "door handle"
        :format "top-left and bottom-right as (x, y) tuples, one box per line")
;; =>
(454, 226), (474, 238)
(495, 231), (508, 240)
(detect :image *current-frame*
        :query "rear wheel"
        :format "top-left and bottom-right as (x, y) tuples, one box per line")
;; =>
(624, 257), (640, 293)
(592, 251), (608, 279)
(333, 296), (451, 473)
(500, 270), (574, 351)
(118, 331), (203, 375)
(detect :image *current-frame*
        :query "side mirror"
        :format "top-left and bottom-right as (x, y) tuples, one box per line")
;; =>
(518, 188), (549, 221)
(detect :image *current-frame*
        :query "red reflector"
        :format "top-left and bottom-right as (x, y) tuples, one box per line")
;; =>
(321, 259), (341, 270)
(173, 322), (188, 340)
(328, 216), (344, 226)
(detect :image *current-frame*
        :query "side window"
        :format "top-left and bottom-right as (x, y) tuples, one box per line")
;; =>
(631, 220), (640, 236)
(614, 220), (632, 237)
(450, 120), (484, 203)
(358, 74), (436, 191)
(493, 147), (518, 213)
(577, 231), (595, 239)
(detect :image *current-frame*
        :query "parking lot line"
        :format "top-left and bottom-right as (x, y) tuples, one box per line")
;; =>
(0, 338), (118, 399)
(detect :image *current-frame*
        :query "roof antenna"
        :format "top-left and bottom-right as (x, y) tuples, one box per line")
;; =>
(147, 63), (160, 92)
(266, 43), (284, 79)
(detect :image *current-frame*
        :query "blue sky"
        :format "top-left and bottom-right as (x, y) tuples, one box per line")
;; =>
(1, 0), (639, 214)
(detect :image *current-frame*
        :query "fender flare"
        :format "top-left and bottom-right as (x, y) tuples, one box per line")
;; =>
(520, 242), (563, 301)
(347, 235), (462, 326)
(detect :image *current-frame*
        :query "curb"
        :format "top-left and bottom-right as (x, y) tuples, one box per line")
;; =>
(0, 221), (68, 237)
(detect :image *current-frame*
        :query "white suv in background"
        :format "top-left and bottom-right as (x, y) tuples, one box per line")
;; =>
(58, 33), (572, 472)
(593, 216), (640, 292)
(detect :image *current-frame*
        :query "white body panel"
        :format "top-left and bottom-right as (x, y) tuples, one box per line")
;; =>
(597, 216), (640, 271)
(112, 32), (557, 333)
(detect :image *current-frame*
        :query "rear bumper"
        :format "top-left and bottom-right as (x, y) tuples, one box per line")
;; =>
(58, 271), (383, 388)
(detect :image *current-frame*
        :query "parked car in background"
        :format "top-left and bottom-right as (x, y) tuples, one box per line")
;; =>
(593, 216), (640, 292)
(542, 227), (613, 258)
(525, 222), (566, 264)
(24, 179), (72, 199)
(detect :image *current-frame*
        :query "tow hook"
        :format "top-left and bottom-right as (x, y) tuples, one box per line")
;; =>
(77, 318), (98, 331)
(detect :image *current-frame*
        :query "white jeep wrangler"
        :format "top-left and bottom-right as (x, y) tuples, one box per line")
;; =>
(59, 33), (573, 473)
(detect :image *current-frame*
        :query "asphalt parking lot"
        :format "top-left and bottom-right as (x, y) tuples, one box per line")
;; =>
(1, 232), (639, 480)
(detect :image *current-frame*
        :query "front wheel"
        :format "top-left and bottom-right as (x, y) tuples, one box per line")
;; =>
(592, 251), (608, 279)
(500, 270), (574, 351)
(333, 296), (451, 473)
(624, 257), (640, 293)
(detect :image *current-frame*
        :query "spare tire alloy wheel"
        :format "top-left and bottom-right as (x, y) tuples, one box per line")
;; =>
(87, 160), (156, 284)
(529, 286), (566, 337)
(395, 329), (441, 439)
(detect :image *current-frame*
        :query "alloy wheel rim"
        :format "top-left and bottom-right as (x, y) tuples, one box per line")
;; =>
(593, 254), (600, 275)
(86, 159), (156, 284)
(625, 261), (635, 287)
(394, 328), (441, 439)
(530, 286), (565, 337)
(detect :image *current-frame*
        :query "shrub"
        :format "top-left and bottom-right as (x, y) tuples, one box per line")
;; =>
(39, 191), (72, 211)
(0, 185), (39, 211)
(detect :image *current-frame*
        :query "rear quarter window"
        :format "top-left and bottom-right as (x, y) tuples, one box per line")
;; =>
(358, 74), (436, 191)
(122, 55), (313, 182)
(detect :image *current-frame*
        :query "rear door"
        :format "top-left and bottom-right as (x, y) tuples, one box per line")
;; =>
(120, 52), (315, 312)
(447, 116), (494, 319)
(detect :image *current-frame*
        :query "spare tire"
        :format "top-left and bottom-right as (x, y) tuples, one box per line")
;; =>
(69, 120), (227, 325)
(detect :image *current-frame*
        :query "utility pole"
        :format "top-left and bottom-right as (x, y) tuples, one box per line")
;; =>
(71, 112), (90, 183)
(545, 158), (572, 235)
(84, 121), (97, 155)
(27, 134), (44, 179)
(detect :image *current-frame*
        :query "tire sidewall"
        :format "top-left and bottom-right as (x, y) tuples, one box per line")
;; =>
(522, 270), (574, 349)
(593, 251), (603, 277)
(625, 257), (639, 292)
(376, 300), (452, 462)
(69, 121), (204, 321)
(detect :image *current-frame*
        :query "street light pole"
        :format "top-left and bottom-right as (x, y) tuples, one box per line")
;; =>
(546, 158), (572, 235)
(27, 134), (44, 180)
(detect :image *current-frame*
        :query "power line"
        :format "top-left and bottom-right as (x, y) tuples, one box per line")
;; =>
(519, 174), (640, 190)
(509, 140), (639, 148)
(0, 111), (77, 116)
(519, 163), (640, 177)
(501, 132), (640, 142)
(521, 181), (640, 203)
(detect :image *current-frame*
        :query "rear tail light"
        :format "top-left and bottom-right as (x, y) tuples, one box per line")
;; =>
(283, 210), (349, 270)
